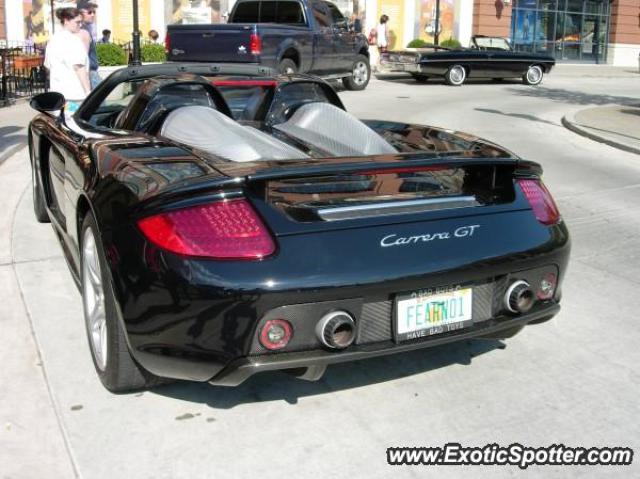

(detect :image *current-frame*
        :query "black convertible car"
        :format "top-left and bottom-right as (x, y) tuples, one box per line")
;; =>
(28, 63), (569, 392)
(380, 36), (555, 86)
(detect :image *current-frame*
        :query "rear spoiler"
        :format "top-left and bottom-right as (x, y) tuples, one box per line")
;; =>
(138, 154), (542, 210)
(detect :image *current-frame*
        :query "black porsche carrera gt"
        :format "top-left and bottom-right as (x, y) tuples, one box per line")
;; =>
(28, 63), (569, 392)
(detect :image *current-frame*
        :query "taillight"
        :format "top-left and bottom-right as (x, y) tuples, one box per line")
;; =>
(250, 33), (262, 55)
(164, 34), (171, 54)
(137, 199), (276, 260)
(518, 179), (561, 225)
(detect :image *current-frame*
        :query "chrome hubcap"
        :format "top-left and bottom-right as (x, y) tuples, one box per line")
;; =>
(450, 66), (465, 84)
(527, 66), (542, 84)
(352, 61), (368, 85)
(82, 228), (108, 371)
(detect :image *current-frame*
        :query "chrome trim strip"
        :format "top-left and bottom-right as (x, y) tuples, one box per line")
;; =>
(318, 196), (478, 221)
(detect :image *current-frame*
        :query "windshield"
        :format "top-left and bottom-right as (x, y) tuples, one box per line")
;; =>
(474, 37), (512, 51)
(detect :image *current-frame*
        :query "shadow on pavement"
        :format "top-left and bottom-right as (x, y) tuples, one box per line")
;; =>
(506, 86), (640, 106)
(374, 74), (523, 86)
(0, 126), (27, 162)
(475, 107), (560, 126)
(152, 338), (505, 409)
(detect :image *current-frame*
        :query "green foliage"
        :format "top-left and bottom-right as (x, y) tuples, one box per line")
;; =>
(96, 43), (127, 66)
(141, 43), (166, 63)
(407, 39), (428, 48)
(440, 38), (462, 49)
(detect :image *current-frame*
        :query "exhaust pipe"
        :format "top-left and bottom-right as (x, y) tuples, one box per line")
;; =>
(505, 280), (535, 314)
(316, 311), (356, 349)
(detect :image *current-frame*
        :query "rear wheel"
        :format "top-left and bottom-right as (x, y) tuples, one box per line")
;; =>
(445, 64), (466, 86)
(30, 140), (49, 223)
(278, 58), (297, 75)
(411, 73), (429, 83)
(81, 213), (163, 392)
(522, 65), (544, 85)
(343, 55), (371, 91)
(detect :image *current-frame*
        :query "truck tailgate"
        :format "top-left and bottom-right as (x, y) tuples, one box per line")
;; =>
(167, 24), (258, 63)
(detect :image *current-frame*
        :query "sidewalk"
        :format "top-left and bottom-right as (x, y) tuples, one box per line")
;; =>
(562, 104), (640, 155)
(0, 100), (35, 165)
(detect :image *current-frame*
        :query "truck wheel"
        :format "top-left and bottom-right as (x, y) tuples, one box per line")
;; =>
(343, 55), (370, 91)
(522, 65), (544, 85)
(81, 213), (166, 392)
(278, 59), (297, 75)
(445, 64), (466, 86)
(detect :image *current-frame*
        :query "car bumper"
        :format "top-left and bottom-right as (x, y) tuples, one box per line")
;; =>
(209, 304), (560, 386)
(378, 61), (421, 73)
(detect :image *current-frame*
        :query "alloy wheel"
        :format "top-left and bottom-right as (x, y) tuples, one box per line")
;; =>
(82, 227), (108, 371)
(352, 61), (368, 86)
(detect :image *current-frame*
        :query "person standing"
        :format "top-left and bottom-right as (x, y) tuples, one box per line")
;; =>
(44, 8), (90, 109)
(98, 29), (111, 44)
(76, 1), (100, 88)
(376, 15), (389, 53)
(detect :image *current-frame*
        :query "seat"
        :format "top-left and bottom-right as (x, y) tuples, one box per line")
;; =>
(273, 102), (397, 157)
(159, 105), (308, 162)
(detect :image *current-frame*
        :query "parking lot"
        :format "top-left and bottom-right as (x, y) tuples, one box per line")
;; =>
(2, 65), (639, 478)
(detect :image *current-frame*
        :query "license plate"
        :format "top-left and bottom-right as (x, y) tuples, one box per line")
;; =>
(396, 287), (473, 341)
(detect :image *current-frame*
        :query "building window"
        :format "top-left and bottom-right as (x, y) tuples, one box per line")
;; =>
(511, 0), (610, 63)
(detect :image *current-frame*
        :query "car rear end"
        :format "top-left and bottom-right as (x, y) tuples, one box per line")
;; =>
(110, 156), (570, 385)
(378, 51), (423, 74)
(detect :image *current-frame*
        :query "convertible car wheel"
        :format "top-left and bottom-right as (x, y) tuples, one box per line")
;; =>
(523, 65), (544, 85)
(343, 55), (371, 91)
(81, 214), (160, 392)
(445, 65), (466, 86)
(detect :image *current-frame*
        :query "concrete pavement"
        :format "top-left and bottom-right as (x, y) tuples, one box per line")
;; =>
(1, 64), (639, 478)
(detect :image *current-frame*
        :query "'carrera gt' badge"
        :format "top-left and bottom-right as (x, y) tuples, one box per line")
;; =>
(238, 45), (247, 54)
(380, 225), (480, 248)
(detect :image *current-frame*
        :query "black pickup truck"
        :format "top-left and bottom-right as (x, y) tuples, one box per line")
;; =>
(166, 0), (371, 90)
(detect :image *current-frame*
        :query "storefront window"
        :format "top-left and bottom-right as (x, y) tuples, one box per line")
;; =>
(511, 0), (610, 63)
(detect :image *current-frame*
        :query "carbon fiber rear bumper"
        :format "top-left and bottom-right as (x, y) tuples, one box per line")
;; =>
(208, 304), (559, 386)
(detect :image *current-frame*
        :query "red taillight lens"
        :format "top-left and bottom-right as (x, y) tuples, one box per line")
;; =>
(250, 33), (262, 55)
(518, 179), (561, 225)
(259, 319), (293, 350)
(137, 199), (276, 260)
(164, 34), (171, 54)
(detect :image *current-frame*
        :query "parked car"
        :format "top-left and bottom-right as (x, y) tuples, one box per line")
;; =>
(166, 0), (371, 90)
(379, 35), (555, 86)
(28, 63), (570, 392)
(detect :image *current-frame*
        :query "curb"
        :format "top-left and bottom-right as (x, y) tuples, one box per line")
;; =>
(562, 111), (640, 156)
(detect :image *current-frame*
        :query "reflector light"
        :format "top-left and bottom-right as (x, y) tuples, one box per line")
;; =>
(250, 33), (262, 55)
(137, 199), (275, 260)
(260, 319), (293, 350)
(538, 273), (557, 300)
(518, 179), (561, 225)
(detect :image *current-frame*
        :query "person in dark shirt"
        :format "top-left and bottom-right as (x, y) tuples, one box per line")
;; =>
(76, 0), (100, 88)
(99, 29), (111, 44)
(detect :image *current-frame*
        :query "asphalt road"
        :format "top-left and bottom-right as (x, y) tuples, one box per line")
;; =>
(2, 66), (639, 478)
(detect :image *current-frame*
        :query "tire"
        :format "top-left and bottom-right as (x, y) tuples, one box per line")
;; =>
(278, 58), (297, 75)
(411, 73), (429, 83)
(444, 64), (466, 86)
(30, 141), (49, 223)
(522, 65), (544, 85)
(342, 55), (371, 91)
(81, 214), (163, 392)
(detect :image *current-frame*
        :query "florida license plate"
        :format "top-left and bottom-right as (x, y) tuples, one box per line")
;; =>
(396, 287), (473, 341)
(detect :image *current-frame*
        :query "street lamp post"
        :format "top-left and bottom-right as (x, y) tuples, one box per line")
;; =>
(130, 0), (141, 66)
(434, 0), (441, 46)
(50, 0), (55, 34)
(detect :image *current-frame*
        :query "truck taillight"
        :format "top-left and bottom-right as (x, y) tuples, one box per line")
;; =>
(250, 33), (262, 55)
(137, 199), (276, 260)
(518, 179), (561, 225)
(164, 34), (171, 54)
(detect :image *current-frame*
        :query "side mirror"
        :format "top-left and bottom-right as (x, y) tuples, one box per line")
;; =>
(30, 92), (65, 113)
